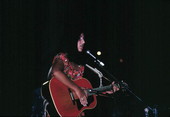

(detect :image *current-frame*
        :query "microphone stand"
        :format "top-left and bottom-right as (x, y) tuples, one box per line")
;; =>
(86, 64), (112, 88)
(92, 67), (103, 88)
(86, 64), (103, 87)
(87, 52), (158, 117)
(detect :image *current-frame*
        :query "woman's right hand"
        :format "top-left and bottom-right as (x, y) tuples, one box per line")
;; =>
(74, 87), (88, 107)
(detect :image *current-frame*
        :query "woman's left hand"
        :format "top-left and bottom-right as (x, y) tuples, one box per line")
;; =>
(105, 81), (120, 94)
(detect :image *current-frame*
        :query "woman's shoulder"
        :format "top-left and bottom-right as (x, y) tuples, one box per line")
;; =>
(52, 52), (68, 64)
(57, 52), (67, 57)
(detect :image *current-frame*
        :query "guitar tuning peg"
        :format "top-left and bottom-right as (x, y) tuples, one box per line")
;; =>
(119, 80), (128, 92)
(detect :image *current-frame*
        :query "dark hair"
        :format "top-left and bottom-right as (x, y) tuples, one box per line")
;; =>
(58, 29), (87, 65)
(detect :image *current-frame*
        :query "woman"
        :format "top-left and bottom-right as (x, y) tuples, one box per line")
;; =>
(51, 33), (88, 107)
(42, 33), (119, 116)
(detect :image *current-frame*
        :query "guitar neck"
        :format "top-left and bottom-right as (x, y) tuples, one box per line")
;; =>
(87, 85), (112, 96)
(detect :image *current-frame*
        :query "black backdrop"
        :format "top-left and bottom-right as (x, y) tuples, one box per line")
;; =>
(0, 0), (170, 116)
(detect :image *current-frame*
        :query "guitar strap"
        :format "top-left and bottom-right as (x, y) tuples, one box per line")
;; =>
(47, 66), (52, 80)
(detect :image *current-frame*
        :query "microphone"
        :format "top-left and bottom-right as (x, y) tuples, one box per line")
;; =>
(86, 50), (105, 66)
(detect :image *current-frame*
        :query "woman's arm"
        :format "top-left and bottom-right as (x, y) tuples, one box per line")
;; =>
(52, 58), (88, 106)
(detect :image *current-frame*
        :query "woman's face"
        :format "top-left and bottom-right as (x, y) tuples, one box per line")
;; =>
(77, 33), (85, 52)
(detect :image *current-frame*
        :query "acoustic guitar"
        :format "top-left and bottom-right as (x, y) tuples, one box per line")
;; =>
(41, 77), (118, 117)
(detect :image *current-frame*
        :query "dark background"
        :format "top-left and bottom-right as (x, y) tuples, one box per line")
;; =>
(0, 0), (170, 116)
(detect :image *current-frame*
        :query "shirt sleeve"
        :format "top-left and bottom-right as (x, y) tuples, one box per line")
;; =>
(51, 53), (67, 77)
(52, 58), (64, 73)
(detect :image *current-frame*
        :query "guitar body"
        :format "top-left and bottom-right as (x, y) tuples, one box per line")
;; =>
(42, 77), (97, 117)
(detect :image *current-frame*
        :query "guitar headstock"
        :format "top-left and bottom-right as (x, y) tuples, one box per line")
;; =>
(113, 80), (128, 92)
(119, 80), (128, 92)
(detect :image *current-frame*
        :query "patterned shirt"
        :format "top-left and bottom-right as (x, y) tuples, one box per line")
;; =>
(52, 53), (84, 80)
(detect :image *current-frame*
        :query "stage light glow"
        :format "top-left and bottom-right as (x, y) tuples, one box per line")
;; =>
(97, 51), (101, 56)
(120, 58), (123, 63)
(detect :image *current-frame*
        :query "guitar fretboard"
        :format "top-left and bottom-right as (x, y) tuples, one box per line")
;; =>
(87, 85), (112, 96)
